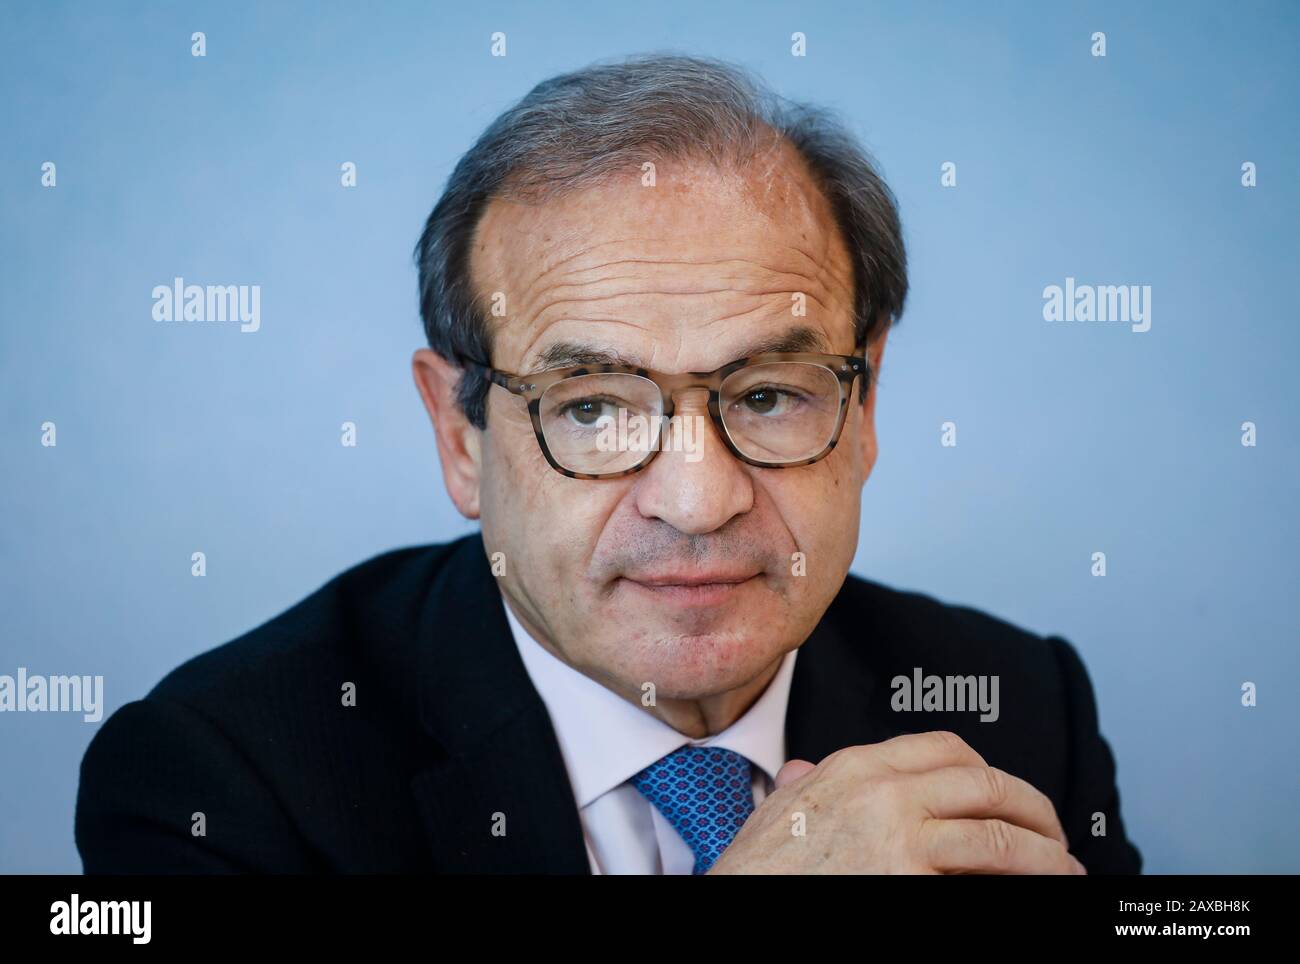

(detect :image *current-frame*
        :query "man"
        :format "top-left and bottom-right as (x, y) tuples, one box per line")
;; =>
(76, 55), (1140, 874)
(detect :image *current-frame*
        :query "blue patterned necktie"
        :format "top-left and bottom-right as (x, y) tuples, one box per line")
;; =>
(629, 745), (755, 874)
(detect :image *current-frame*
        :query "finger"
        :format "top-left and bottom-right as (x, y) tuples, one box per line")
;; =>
(775, 759), (816, 789)
(910, 765), (1068, 847)
(921, 818), (1085, 875)
(861, 730), (988, 775)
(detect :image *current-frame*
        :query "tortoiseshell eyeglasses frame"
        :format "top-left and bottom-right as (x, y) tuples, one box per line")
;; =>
(456, 349), (871, 480)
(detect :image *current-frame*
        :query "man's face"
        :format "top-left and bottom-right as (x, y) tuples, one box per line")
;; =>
(437, 146), (885, 705)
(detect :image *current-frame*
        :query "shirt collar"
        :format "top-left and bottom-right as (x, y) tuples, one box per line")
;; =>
(502, 591), (798, 809)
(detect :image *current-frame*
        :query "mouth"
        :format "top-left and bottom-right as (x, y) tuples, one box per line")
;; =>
(617, 571), (762, 607)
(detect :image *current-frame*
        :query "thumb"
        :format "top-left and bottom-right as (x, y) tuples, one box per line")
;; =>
(774, 758), (816, 789)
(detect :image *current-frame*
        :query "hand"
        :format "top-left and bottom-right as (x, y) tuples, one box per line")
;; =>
(708, 730), (1087, 874)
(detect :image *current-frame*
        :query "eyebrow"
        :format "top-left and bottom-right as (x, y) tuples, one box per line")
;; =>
(526, 325), (834, 374)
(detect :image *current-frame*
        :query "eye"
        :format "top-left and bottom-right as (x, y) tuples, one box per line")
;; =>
(560, 397), (617, 427)
(736, 387), (802, 417)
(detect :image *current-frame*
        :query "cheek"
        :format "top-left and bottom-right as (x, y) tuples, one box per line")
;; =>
(483, 414), (551, 516)
(837, 401), (874, 479)
(764, 440), (863, 576)
(479, 414), (623, 592)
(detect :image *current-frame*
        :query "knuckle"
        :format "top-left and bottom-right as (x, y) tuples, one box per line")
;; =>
(845, 742), (876, 762)
(865, 774), (908, 812)
(980, 766), (1010, 809)
(983, 818), (1018, 866)
(819, 746), (854, 774)
(838, 742), (878, 770)
(929, 729), (968, 754)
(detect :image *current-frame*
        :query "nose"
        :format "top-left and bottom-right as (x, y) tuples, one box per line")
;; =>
(632, 390), (754, 535)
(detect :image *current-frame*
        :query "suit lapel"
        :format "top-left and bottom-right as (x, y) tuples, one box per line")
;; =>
(409, 535), (590, 874)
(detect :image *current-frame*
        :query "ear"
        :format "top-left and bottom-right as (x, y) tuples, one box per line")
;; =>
(412, 348), (482, 519)
(857, 329), (889, 480)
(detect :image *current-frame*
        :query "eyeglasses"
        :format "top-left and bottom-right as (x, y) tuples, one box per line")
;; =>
(457, 349), (870, 479)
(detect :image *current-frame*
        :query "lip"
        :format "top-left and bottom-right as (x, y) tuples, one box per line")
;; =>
(629, 571), (759, 587)
(619, 572), (760, 607)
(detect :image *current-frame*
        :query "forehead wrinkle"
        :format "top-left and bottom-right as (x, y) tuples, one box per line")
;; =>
(543, 238), (855, 317)
(578, 287), (841, 324)
(509, 236), (675, 313)
(520, 254), (846, 327)
(671, 306), (844, 358)
(514, 284), (840, 356)
(497, 255), (851, 372)
(694, 296), (843, 334)
(527, 277), (835, 317)
(509, 217), (847, 317)
(543, 233), (844, 282)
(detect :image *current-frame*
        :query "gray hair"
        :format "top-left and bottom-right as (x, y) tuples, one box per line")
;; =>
(414, 54), (908, 428)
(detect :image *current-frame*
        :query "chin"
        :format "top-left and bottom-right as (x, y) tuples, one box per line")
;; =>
(616, 627), (785, 701)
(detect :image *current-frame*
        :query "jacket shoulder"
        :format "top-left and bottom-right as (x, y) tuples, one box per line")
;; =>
(834, 572), (1057, 674)
(146, 538), (469, 711)
(77, 536), (480, 872)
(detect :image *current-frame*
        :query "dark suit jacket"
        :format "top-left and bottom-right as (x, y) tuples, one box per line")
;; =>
(75, 533), (1141, 874)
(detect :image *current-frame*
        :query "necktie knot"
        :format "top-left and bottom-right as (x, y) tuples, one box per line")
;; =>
(629, 745), (755, 874)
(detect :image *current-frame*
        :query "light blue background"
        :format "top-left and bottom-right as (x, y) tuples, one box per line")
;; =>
(2, 1), (1296, 873)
